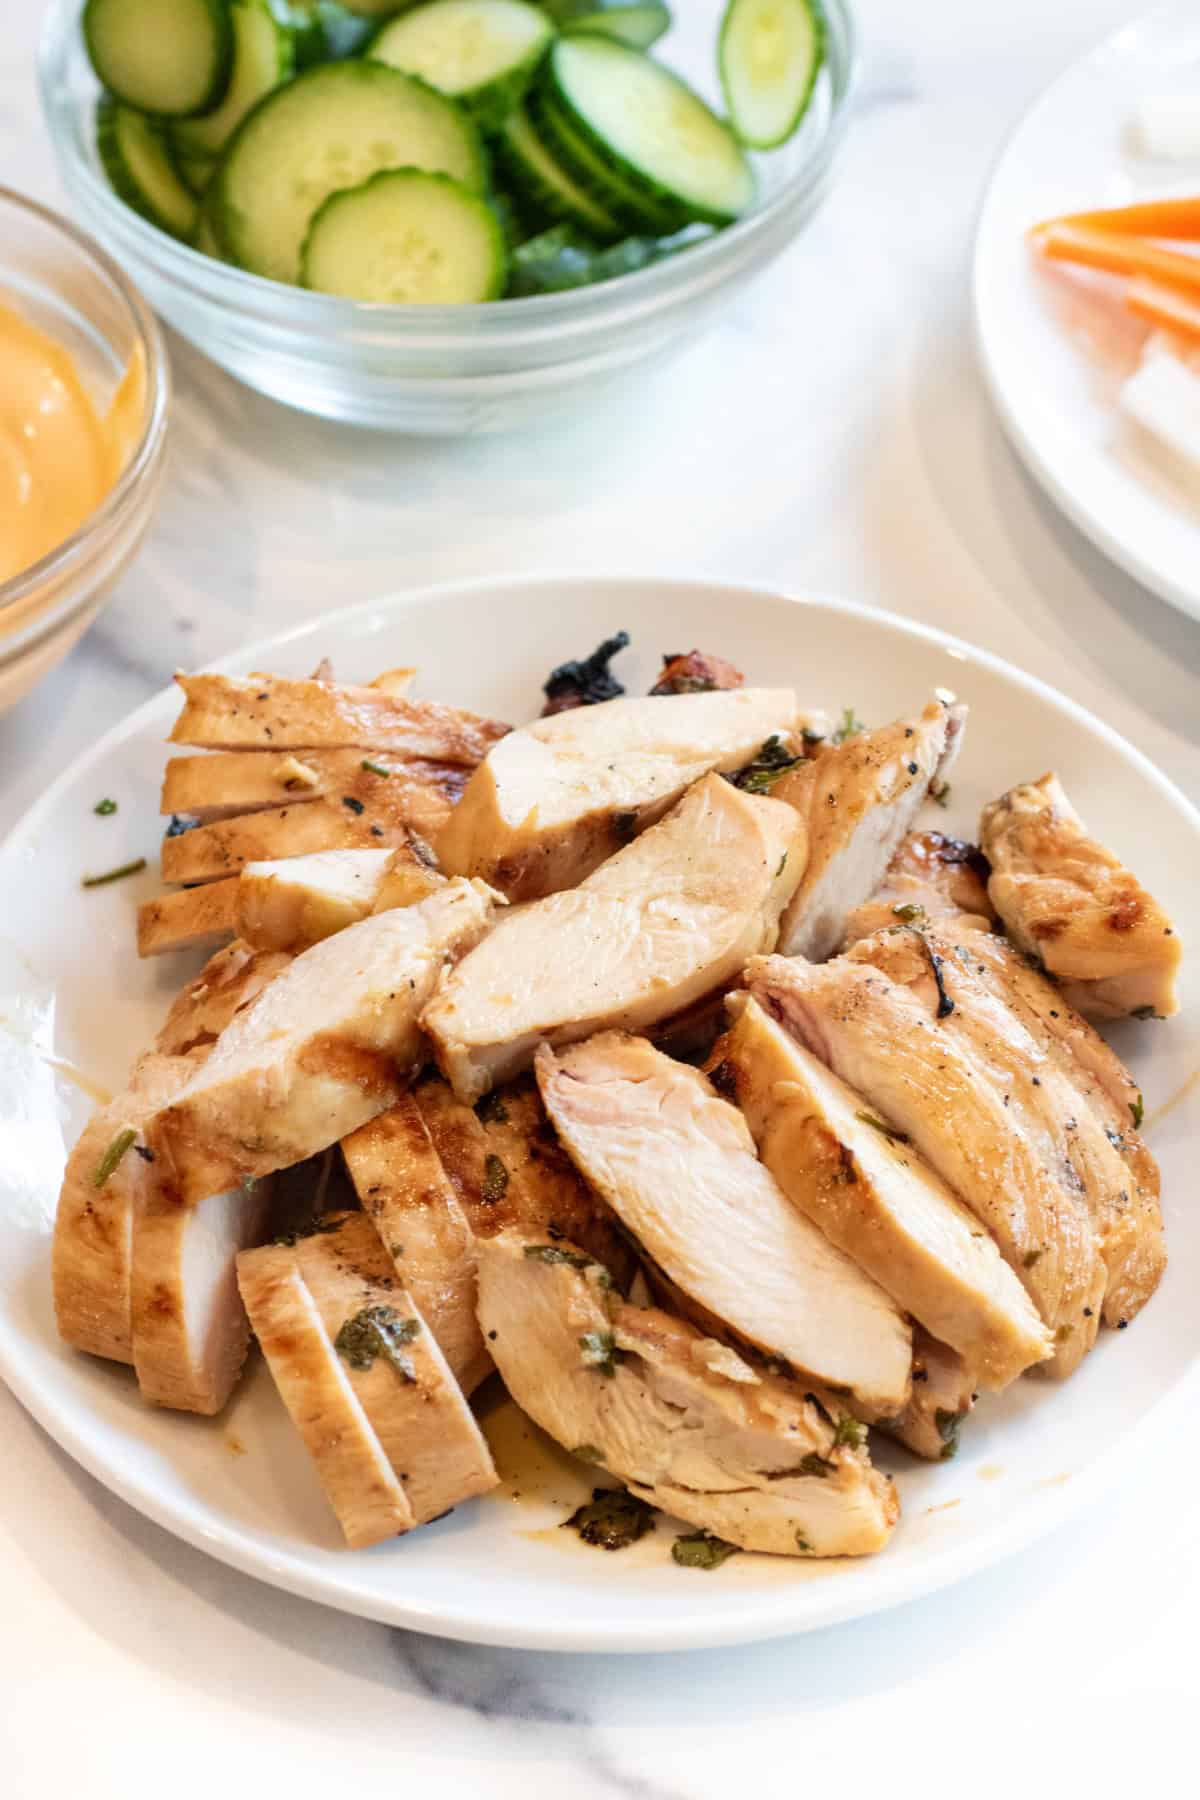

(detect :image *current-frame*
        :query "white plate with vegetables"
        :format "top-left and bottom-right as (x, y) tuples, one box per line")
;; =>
(1, 574), (1197, 1652)
(974, 0), (1200, 623)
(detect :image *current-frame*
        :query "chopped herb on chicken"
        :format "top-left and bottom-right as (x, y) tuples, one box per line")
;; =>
(541, 632), (630, 715)
(578, 1329), (625, 1377)
(671, 1529), (741, 1569)
(832, 706), (865, 744)
(523, 1244), (594, 1270)
(91, 1127), (136, 1188)
(334, 1305), (419, 1381)
(563, 1487), (655, 1550)
(475, 1090), (509, 1125)
(854, 1110), (910, 1146)
(729, 734), (803, 794)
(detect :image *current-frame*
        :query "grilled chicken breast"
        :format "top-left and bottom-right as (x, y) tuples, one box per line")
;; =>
(436, 687), (803, 902)
(843, 830), (995, 945)
(745, 953), (1106, 1376)
(774, 702), (967, 960)
(981, 773), (1182, 1020)
(150, 880), (497, 1203)
(857, 923), (1166, 1326)
(169, 672), (508, 765)
(159, 796), (421, 886)
(234, 846), (443, 954)
(137, 879), (240, 958)
(537, 1034), (912, 1417)
(239, 1213), (497, 1548)
(424, 773), (803, 1103)
(476, 1232), (898, 1557)
(132, 1173), (273, 1413)
(716, 995), (1051, 1386)
(161, 748), (466, 833)
(53, 1052), (200, 1363)
(155, 940), (292, 1056)
(882, 1329), (976, 1462)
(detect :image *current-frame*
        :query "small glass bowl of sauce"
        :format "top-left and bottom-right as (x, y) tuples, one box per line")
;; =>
(0, 186), (169, 715)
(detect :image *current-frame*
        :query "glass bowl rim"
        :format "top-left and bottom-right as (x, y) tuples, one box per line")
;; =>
(0, 183), (170, 623)
(37, 0), (859, 332)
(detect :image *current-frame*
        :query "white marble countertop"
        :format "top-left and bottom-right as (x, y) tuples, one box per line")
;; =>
(3, 1), (1199, 1792)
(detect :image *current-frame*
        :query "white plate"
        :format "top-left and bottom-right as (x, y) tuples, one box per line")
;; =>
(974, 1), (1200, 623)
(1, 575), (1197, 1653)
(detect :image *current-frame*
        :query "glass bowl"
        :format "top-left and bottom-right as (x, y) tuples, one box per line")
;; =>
(0, 187), (169, 715)
(39, 0), (857, 435)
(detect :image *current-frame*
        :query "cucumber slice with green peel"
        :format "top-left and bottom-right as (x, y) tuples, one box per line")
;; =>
(83, 0), (234, 118)
(368, 0), (555, 134)
(495, 104), (620, 240)
(175, 145), (217, 197)
(96, 97), (200, 239)
(542, 1), (671, 50)
(508, 222), (674, 294)
(718, 0), (824, 149)
(543, 35), (754, 227)
(528, 86), (686, 236)
(192, 205), (227, 258)
(173, 0), (295, 160)
(215, 61), (487, 283)
(301, 168), (507, 303)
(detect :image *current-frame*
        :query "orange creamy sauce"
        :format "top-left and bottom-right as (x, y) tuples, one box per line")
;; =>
(0, 299), (144, 585)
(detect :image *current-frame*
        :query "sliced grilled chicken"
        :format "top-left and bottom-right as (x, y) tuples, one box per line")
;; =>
(863, 923), (1167, 1326)
(137, 879), (240, 958)
(436, 687), (802, 901)
(132, 1173), (273, 1414)
(239, 1213), (497, 1548)
(882, 1330), (976, 1462)
(476, 1232), (899, 1557)
(235, 846), (444, 954)
(160, 796), (420, 885)
(774, 701), (967, 960)
(169, 672), (508, 765)
(149, 880), (497, 1203)
(745, 953), (1107, 1376)
(716, 995), (1051, 1385)
(649, 649), (746, 694)
(424, 773), (803, 1103)
(981, 773), (1182, 1020)
(843, 830), (995, 945)
(537, 1034), (912, 1418)
(341, 1096), (492, 1394)
(53, 1052), (199, 1363)
(161, 748), (466, 832)
(155, 940), (292, 1056)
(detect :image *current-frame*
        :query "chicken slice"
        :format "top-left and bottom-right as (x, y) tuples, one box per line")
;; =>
(715, 995), (1051, 1386)
(882, 1330), (976, 1462)
(132, 1172), (273, 1414)
(981, 773), (1182, 1020)
(53, 1052), (200, 1364)
(137, 879), (240, 958)
(169, 672), (508, 765)
(149, 879), (497, 1203)
(843, 830), (995, 945)
(234, 845), (444, 954)
(745, 953), (1106, 1376)
(774, 701), (967, 960)
(161, 748), (466, 832)
(238, 1215), (497, 1547)
(155, 940), (292, 1055)
(537, 1034), (912, 1418)
(475, 1232), (899, 1557)
(340, 1096), (492, 1394)
(424, 773), (803, 1103)
(865, 923), (1167, 1325)
(436, 687), (802, 901)
(159, 796), (422, 885)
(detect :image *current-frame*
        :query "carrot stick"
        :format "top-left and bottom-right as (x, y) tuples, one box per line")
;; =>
(1030, 221), (1200, 295)
(1126, 275), (1200, 343)
(1033, 196), (1200, 240)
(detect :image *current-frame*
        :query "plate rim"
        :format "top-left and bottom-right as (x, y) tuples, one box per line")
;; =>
(2, 570), (1197, 1653)
(971, 0), (1200, 626)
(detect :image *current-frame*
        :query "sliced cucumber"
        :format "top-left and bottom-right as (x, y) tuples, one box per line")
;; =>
(175, 145), (217, 196)
(718, 0), (824, 150)
(301, 168), (506, 302)
(369, 0), (554, 134)
(495, 104), (619, 239)
(528, 86), (685, 235)
(508, 222), (668, 294)
(83, 0), (234, 118)
(215, 61), (487, 282)
(173, 0), (295, 161)
(542, 1), (670, 50)
(96, 97), (200, 239)
(341, 0), (421, 12)
(543, 35), (753, 226)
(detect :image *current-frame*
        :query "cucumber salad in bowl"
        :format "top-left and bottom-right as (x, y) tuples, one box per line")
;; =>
(80, 0), (828, 302)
